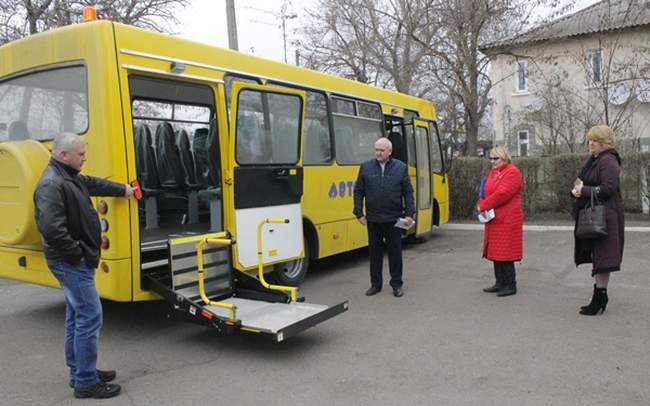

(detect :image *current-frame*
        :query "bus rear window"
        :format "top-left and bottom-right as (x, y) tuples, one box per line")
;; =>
(0, 66), (88, 142)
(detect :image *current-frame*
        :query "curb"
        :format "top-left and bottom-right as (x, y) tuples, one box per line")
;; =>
(443, 223), (650, 232)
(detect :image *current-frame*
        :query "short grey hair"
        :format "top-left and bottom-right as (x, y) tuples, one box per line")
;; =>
(375, 137), (393, 151)
(52, 133), (85, 156)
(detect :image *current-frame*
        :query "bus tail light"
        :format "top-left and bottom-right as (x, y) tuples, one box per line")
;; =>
(100, 218), (109, 232)
(100, 236), (110, 250)
(98, 200), (108, 215)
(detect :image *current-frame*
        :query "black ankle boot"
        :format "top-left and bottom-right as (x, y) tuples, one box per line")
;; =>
(496, 283), (517, 297)
(581, 284), (597, 310)
(496, 268), (516, 297)
(579, 286), (608, 315)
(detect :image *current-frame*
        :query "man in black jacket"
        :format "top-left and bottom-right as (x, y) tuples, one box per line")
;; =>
(34, 133), (133, 399)
(353, 137), (414, 297)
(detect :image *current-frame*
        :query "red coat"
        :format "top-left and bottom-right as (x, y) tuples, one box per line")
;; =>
(478, 163), (524, 261)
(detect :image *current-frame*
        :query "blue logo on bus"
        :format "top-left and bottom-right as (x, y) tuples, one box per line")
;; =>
(329, 181), (355, 198)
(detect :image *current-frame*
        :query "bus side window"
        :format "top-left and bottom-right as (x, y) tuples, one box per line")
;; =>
(304, 121), (331, 164)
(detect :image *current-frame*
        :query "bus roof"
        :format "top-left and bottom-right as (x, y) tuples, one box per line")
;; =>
(0, 20), (436, 119)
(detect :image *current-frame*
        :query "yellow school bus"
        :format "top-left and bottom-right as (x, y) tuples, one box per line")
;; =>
(0, 16), (447, 339)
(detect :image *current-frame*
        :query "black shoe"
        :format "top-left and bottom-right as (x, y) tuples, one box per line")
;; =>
(483, 283), (504, 293)
(496, 284), (517, 297)
(69, 369), (116, 388)
(581, 284), (597, 310)
(365, 286), (381, 296)
(579, 287), (608, 316)
(393, 288), (403, 297)
(74, 382), (121, 399)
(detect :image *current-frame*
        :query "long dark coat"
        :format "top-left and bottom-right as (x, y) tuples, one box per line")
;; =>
(573, 150), (625, 274)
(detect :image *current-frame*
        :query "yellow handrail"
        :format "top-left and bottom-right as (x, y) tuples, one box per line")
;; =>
(196, 237), (236, 320)
(257, 218), (298, 302)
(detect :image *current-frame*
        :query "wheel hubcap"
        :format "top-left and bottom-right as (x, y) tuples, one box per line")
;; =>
(275, 258), (305, 279)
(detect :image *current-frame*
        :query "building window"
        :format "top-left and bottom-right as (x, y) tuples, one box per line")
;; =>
(518, 130), (529, 156)
(588, 49), (603, 86)
(516, 59), (528, 92)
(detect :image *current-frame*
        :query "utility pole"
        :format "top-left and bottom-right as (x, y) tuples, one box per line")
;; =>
(246, 1), (297, 63)
(225, 0), (239, 51)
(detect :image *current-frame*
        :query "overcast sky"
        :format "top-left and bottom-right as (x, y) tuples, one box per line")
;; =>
(176, 0), (601, 64)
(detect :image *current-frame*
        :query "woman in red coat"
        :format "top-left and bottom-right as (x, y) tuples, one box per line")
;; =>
(477, 146), (524, 297)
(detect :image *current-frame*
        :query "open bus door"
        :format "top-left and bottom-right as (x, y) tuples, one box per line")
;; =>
(144, 83), (348, 342)
(228, 82), (305, 270)
(406, 119), (433, 238)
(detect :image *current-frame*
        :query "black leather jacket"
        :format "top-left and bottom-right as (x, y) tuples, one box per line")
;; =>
(353, 158), (415, 223)
(33, 158), (125, 269)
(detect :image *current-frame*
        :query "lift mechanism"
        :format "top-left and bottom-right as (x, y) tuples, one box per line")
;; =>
(144, 218), (348, 342)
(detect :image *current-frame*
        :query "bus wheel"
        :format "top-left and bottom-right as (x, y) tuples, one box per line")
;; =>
(268, 244), (309, 286)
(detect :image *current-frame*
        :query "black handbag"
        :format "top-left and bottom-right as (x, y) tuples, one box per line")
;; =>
(576, 191), (607, 239)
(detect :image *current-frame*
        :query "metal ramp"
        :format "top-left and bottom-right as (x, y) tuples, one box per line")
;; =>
(145, 230), (348, 342)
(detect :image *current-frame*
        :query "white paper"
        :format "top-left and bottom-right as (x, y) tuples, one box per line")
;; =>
(478, 209), (495, 223)
(394, 217), (415, 230)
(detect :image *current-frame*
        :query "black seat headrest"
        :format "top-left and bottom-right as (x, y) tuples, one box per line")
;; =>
(8, 121), (28, 141)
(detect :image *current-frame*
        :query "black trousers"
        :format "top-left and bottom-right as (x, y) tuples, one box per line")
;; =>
(367, 221), (403, 289)
(493, 261), (516, 285)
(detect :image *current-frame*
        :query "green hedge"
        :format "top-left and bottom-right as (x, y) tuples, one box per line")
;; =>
(448, 152), (650, 219)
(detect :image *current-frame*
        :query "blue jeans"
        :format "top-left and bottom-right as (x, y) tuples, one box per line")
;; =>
(47, 259), (102, 389)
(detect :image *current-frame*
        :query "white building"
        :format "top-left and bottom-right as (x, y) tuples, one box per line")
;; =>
(481, 0), (650, 156)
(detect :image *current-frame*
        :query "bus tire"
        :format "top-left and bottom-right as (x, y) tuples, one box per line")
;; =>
(268, 241), (310, 286)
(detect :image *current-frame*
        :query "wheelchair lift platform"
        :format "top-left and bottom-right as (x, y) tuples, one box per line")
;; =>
(143, 230), (348, 342)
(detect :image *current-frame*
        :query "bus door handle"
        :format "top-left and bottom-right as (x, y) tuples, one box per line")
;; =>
(273, 168), (289, 179)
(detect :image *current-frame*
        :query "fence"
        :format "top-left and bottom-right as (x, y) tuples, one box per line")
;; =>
(448, 152), (650, 219)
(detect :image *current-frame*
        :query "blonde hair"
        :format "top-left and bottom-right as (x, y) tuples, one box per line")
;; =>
(586, 125), (616, 149)
(489, 145), (512, 164)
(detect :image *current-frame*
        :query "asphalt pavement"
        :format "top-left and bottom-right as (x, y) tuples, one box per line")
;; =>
(0, 225), (648, 406)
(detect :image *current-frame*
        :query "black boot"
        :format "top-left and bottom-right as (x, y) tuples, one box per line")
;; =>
(579, 286), (608, 315)
(483, 268), (504, 292)
(580, 284), (597, 310)
(496, 266), (517, 297)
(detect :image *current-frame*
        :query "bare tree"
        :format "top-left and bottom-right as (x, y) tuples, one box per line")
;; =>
(297, 0), (433, 95)
(0, 0), (188, 45)
(408, 0), (565, 156)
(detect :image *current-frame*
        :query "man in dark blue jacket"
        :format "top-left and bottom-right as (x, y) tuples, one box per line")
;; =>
(353, 137), (414, 297)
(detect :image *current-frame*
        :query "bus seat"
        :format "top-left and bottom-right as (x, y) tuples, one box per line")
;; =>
(305, 122), (330, 163)
(135, 125), (161, 190)
(205, 121), (221, 187)
(8, 121), (28, 141)
(198, 122), (222, 231)
(335, 126), (355, 163)
(177, 129), (200, 224)
(134, 124), (163, 229)
(177, 129), (198, 186)
(192, 128), (210, 187)
(155, 122), (186, 191)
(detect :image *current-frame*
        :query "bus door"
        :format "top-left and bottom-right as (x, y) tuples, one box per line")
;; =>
(407, 119), (433, 237)
(228, 83), (306, 270)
